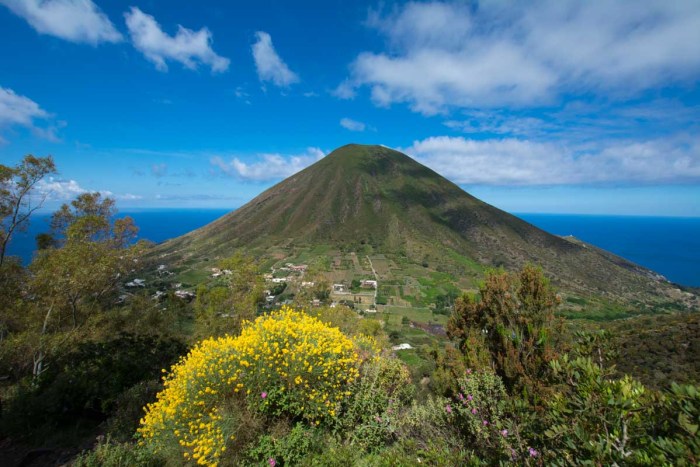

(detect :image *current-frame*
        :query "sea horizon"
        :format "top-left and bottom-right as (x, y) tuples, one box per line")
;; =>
(7, 209), (700, 288)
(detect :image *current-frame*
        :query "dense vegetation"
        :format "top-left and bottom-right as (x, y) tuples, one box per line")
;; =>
(0, 155), (698, 466)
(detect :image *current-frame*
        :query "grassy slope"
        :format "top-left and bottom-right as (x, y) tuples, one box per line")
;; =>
(154, 144), (696, 313)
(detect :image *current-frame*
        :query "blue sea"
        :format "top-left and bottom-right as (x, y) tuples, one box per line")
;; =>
(6, 210), (700, 287)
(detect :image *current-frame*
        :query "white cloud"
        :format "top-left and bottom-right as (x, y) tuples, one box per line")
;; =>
(332, 80), (356, 100)
(35, 177), (143, 201)
(403, 135), (700, 185)
(343, 1), (700, 114)
(0, 86), (63, 142)
(124, 7), (230, 72)
(0, 86), (48, 127)
(0, 0), (122, 44)
(340, 118), (366, 132)
(251, 31), (299, 87)
(118, 193), (143, 201)
(211, 147), (325, 181)
(36, 177), (91, 200)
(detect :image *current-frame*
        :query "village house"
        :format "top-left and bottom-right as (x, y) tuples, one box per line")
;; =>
(125, 278), (146, 288)
(361, 279), (378, 289)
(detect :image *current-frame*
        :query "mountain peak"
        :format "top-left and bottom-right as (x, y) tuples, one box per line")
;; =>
(158, 144), (675, 305)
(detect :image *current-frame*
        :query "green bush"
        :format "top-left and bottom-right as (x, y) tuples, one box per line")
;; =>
(335, 356), (414, 452)
(0, 334), (186, 436)
(447, 265), (563, 402)
(104, 379), (163, 442)
(449, 370), (532, 463)
(73, 437), (164, 467)
(246, 423), (323, 466)
(542, 355), (700, 465)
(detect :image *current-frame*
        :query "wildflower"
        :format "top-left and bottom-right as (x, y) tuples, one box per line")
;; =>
(269, 457), (277, 467)
(501, 429), (508, 437)
(445, 404), (452, 414)
(466, 368), (472, 375)
(483, 420), (489, 426)
(375, 416), (382, 423)
(467, 394), (473, 401)
(528, 447), (539, 458)
(471, 408), (478, 414)
(458, 393), (464, 401)
(261, 392), (267, 399)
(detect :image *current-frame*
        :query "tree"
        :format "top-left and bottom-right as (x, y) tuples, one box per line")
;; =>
(447, 265), (563, 400)
(195, 252), (265, 337)
(0, 155), (56, 267)
(27, 193), (145, 377)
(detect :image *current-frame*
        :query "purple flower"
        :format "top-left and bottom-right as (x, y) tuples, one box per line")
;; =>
(500, 429), (508, 437)
(528, 447), (539, 458)
(458, 393), (464, 401)
(471, 408), (478, 415)
(261, 392), (268, 399)
(269, 458), (277, 467)
(445, 404), (452, 414)
(467, 394), (473, 401)
(482, 420), (489, 426)
(466, 368), (472, 375)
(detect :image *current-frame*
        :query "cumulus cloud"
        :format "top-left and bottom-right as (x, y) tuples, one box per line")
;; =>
(342, 0), (700, 114)
(0, 0), (122, 44)
(35, 177), (93, 200)
(124, 7), (230, 72)
(332, 80), (356, 100)
(210, 147), (325, 181)
(251, 31), (299, 87)
(403, 135), (700, 185)
(0, 86), (63, 142)
(0, 87), (49, 127)
(36, 177), (142, 201)
(340, 118), (366, 132)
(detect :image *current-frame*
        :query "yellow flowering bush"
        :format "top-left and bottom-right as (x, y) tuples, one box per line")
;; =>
(138, 306), (362, 466)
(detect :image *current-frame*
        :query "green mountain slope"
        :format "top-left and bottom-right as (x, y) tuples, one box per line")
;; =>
(156, 144), (695, 309)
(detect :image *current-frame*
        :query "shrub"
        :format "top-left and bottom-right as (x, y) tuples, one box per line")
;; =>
(336, 356), (414, 452)
(447, 265), (563, 401)
(138, 307), (363, 466)
(0, 334), (186, 437)
(449, 370), (532, 463)
(542, 355), (700, 465)
(246, 422), (323, 466)
(73, 437), (164, 467)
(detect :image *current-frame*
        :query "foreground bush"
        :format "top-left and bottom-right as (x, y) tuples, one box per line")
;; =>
(138, 306), (363, 466)
(0, 334), (186, 438)
(542, 355), (700, 466)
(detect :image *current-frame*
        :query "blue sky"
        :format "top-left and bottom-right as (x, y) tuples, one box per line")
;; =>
(0, 0), (699, 216)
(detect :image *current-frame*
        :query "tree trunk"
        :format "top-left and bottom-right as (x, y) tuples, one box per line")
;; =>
(32, 304), (54, 381)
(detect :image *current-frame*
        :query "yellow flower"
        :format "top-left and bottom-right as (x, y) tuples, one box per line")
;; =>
(138, 306), (364, 467)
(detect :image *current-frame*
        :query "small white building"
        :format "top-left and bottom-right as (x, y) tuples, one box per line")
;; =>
(125, 278), (145, 288)
(392, 343), (413, 351)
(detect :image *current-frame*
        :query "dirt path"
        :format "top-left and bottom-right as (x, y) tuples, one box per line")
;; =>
(366, 255), (378, 306)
